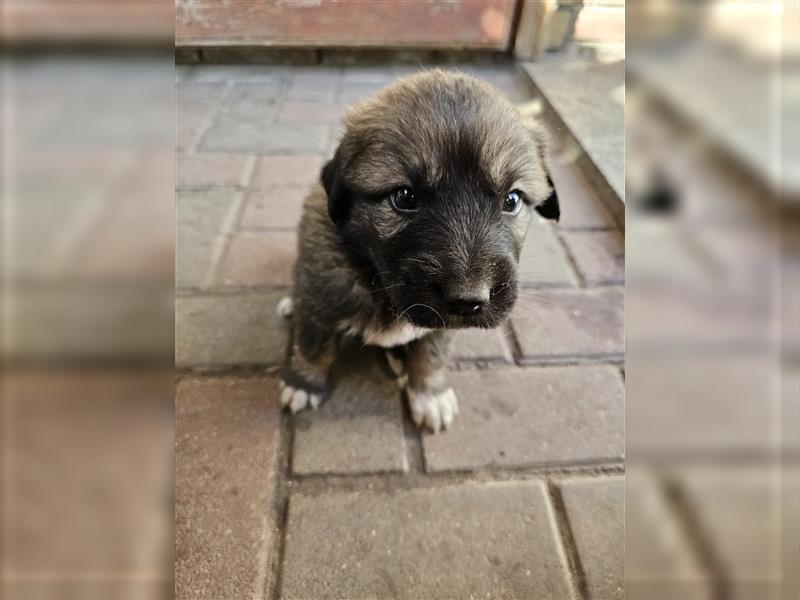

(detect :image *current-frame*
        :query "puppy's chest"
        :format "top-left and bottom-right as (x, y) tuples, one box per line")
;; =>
(341, 319), (432, 348)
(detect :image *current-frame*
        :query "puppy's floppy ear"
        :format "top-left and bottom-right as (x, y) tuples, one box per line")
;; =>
(321, 148), (350, 224)
(536, 175), (560, 221)
(525, 118), (560, 222)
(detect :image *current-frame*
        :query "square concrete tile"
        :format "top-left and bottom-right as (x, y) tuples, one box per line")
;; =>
(561, 230), (625, 285)
(191, 65), (291, 83)
(519, 218), (578, 287)
(292, 345), (407, 475)
(176, 377), (282, 600)
(559, 476), (624, 600)
(511, 288), (624, 362)
(280, 481), (573, 599)
(217, 232), (296, 287)
(175, 292), (288, 368)
(450, 328), (513, 364)
(423, 366), (624, 471)
(240, 186), (309, 230)
(286, 67), (341, 101)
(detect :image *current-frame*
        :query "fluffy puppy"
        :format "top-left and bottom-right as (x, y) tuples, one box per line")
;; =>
(279, 69), (559, 431)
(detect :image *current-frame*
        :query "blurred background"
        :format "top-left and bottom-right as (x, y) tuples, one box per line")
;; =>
(2, 0), (797, 599)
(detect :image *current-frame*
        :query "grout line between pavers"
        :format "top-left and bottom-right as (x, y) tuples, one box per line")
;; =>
(545, 480), (590, 600)
(266, 411), (295, 600)
(191, 80), (235, 155)
(555, 229), (587, 288)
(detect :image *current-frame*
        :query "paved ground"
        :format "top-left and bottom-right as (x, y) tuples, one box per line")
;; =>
(175, 62), (625, 600)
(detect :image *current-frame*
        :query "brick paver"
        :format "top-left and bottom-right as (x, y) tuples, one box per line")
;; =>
(217, 232), (297, 287)
(240, 186), (309, 231)
(511, 287), (624, 362)
(519, 218), (578, 287)
(561, 230), (625, 285)
(177, 154), (254, 189)
(450, 328), (514, 364)
(201, 117), (330, 155)
(292, 346), (407, 475)
(548, 157), (616, 230)
(423, 366), (624, 471)
(280, 481), (574, 599)
(177, 189), (242, 289)
(176, 292), (288, 368)
(250, 155), (325, 188)
(558, 476), (625, 600)
(176, 377), (282, 600)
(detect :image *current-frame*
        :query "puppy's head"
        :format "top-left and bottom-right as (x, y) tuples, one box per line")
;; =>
(322, 69), (559, 329)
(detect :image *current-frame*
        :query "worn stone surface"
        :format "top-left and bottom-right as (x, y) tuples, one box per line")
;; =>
(450, 327), (513, 364)
(561, 230), (625, 285)
(240, 186), (309, 231)
(200, 115), (330, 154)
(511, 288), (624, 362)
(176, 190), (242, 289)
(222, 82), (285, 119)
(175, 292), (288, 367)
(423, 366), (624, 471)
(548, 156), (616, 229)
(278, 100), (347, 124)
(250, 155), (325, 189)
(177, 154), (254, 189)
(280, 481), (573, 599)
(559, 476), (624, 600)
(292, 344), (407, 475)
(519, 218), (578, 287)
(217, 232), (297, 287)
(286, 67), (341, 101)
(176, 377), (282, 600)
(191, 65), (291, 83)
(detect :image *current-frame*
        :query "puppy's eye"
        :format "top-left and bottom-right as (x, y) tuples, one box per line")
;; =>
(389, 186), (418, 213)
(503, 190), (524, 215)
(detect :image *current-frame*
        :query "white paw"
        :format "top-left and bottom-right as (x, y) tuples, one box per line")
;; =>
(276, 296), (294, 319)
(408, 387), (459, 433)
(279, 380), (320, 413)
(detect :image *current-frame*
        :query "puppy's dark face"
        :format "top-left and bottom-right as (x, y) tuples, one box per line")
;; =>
(322, 70), (559, 329)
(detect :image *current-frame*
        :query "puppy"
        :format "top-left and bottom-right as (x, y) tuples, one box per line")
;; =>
(279, 69), (559, 431)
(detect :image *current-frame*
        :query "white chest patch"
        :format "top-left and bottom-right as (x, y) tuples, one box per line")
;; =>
(363, 321), (433, 348)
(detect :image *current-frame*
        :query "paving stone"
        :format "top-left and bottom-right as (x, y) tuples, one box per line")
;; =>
(286, 67), (341, 101)
(423, 366), (623, 471)
(670, 465), (789, 600)
(201, 115), (329, 154)
(548, 156), (616, 229)
(190, 65), (291, 83)
(340, 66), (395, 84)
(519, 218), (578, 287)
(450, 327), (513, 364)
(559, 476), (624, 600)
(277, 101), (347, 125)
(337, 81), (386, 104)
(175, 292), (288, 367)
(511, 288), (624, 362)
(292, 344), (407, 475)
(280, 481), (573, 599)
(176, 154), (254, 189)
(626, 468), (714, 600)
(176, 190), (242, 289)
(176, 377), (282, 600)
(177, 82), (228, 105)
(223, 82), (284, 119)
(217, 232), (296, 287)
(562, 230), (625, 285)
(240, 186), (309, 231)
(250, 155), (325, 189)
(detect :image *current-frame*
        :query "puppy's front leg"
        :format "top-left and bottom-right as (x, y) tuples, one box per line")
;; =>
(280, 322), (335, 413)
(404, 332), (458, 432)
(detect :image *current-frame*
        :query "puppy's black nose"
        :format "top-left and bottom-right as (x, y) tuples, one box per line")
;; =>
(445, 285), (490, 317)
(447, 297), (485, 316)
